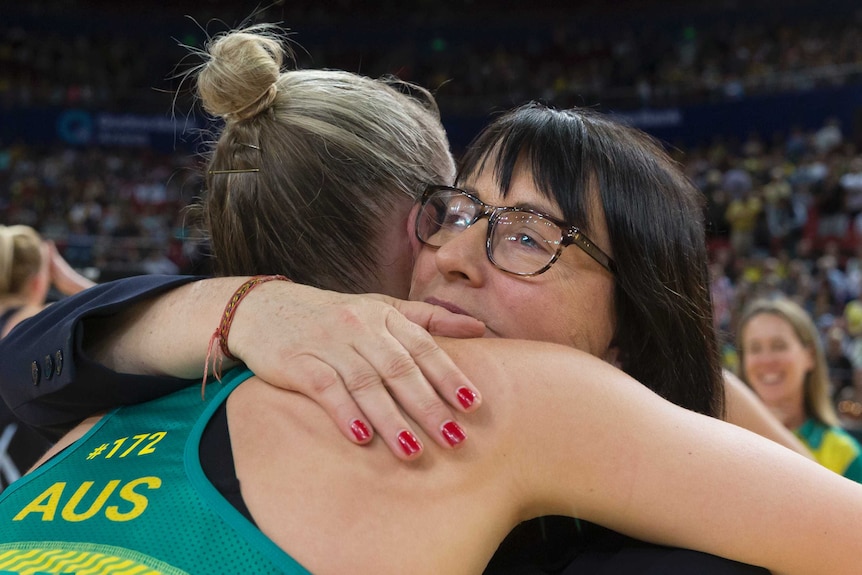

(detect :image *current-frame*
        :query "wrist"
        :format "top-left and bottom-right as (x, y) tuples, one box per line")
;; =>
(203, 275), (292, 385)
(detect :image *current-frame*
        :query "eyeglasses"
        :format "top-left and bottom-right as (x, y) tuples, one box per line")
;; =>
(415, 185), (615, 276)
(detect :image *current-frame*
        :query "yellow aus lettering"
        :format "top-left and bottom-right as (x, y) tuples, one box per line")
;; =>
(61, 480), (121, 521)
(12, 482), (66, 521)
(106, 476), (162, 521)
(12, 476), (162, 523)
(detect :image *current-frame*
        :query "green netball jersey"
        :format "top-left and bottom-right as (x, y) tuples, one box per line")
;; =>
(0, 368), (311, 575)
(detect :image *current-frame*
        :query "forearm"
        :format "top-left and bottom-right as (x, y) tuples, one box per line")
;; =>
(50, 260), (96, 296)
(0, 275), (204, 434)
(86, 276), (254, 378)
(495, 344), (862, 575)
(46, 241), (96, 295)
(628, 409), (860, 575)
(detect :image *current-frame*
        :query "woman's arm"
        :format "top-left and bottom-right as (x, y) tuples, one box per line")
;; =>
(91, 276), (486, 458)
(44, 241), (96, 296)
(1, 274), (486, 457)
(0, 275), (203, 437)
(443, 338), (862, 575)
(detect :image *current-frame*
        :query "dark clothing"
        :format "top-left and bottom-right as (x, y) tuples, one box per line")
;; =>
(0, 306), (54, 491)
(0, 275), (202, 439)
(558, 542), (769, 574)
(485, 519), (768, 574)
(200, 401), (254, 524)
(0, 402), (52, 492)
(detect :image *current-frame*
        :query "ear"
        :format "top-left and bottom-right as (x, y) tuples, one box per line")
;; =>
(407, 202), (422, 258)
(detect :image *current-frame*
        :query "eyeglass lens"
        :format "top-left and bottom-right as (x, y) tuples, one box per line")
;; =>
(418, 189), (564, 275)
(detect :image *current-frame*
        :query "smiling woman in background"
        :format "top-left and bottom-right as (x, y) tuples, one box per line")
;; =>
(738, 295), (862, 482)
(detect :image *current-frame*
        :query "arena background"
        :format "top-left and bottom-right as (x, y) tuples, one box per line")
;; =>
(4, 0), (862, 427)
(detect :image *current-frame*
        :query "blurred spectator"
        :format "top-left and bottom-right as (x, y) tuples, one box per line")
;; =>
(0, 224), (94, 337)
(812, 171), (849, 241)
(725, 187), (763, 257)
(840, 300), (862, 428)
(824, 324), (855, 398)
(139, 247), (180, 275)
(737, 296), (862, 482)
(813, 117), (844, 155)
(0, 224), (94, 490)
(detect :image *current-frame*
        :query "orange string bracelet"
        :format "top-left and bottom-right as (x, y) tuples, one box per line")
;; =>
(202, 274), (291, 397)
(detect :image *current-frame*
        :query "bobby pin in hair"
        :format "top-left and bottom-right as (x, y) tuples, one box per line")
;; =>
(239, 143), (261, 150)
(208, 168), (261, 175)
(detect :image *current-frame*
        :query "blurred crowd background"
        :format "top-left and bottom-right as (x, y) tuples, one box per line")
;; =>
(4, 0), (862, 426)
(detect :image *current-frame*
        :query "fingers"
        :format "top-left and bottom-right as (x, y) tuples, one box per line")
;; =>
(270, 326), (477, 459)
(424, 307), (486, 338)
(232, 288), (483, 460)
(339, 359), (432, 459)
(285, 355), (375, 444)
(286, 353), (429, 461)
(372, 296), (486, 338)
(350, 312), (480, 451)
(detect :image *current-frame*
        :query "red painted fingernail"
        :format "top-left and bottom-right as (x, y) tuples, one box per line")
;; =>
(397, 430), (422, 457)
(350, 419), (371, 442)
(456, 386), (477, 409)
(441, 420), (467, 447)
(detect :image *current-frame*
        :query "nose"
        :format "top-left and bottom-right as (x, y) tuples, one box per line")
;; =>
(746, 349), (777, 373)
(433, 217), (491, 286)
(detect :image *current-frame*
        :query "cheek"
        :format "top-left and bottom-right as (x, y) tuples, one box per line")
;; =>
(741, 357), (760, 384)
(564, 272), (615, 344)
(523, 276), (616, 356)
(408, 247), (437, 299)
(575, 296), (616, 356)
(742, 349), (773, 371)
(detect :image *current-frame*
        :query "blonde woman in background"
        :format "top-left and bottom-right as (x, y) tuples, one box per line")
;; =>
(737, 295), (862, 482)
(0, 225), (95, 338)
(0, 224), (94, 491)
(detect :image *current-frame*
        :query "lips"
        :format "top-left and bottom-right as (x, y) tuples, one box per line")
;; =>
(424, 297), (471, 317)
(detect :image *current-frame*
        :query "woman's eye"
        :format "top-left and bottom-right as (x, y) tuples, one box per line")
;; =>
(514, 232), (541, 249)
(442, 206), (473, 229)
(504, 230), (555, 254)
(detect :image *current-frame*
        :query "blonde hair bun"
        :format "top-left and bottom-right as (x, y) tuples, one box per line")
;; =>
(198, 26), (287, 122)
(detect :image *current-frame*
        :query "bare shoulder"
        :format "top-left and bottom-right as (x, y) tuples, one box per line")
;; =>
(434, 338), (727, 512)
(435, 336), (599, 378)
(434, 336), (649, 410)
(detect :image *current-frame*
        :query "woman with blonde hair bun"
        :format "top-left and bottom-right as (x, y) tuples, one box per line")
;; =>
(192, 25), (455, 295)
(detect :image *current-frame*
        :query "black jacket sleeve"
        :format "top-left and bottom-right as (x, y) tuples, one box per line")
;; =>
(0, 274), (205, 439)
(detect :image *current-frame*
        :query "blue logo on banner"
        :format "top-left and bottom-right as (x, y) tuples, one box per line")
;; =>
(57, 110), (94, 145)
